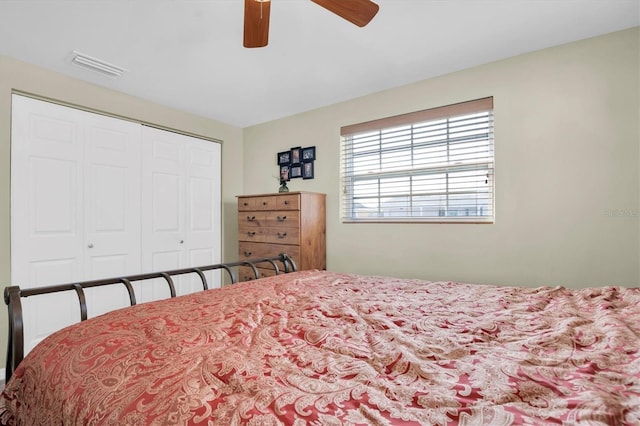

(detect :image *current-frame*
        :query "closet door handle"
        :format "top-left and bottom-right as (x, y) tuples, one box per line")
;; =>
(179, 240), (184, 244)
(87, 243), (94, 249)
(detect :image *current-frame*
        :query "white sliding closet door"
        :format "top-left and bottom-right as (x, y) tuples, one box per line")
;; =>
(140, 126), (221, 302)
(11, 95), (222, 355)
(11, 94), (141, 353)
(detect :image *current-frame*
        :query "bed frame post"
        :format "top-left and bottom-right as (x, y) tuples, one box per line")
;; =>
(4, 286), (23, 383)
(280, 253), (297, 272)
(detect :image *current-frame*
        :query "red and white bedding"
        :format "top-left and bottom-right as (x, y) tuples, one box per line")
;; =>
(1, 270), (639, 425)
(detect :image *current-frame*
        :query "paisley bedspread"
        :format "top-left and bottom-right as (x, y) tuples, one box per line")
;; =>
(1, 270), (639, 425)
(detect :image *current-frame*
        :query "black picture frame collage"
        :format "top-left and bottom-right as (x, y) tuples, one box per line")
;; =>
(277, 146), (315, 181)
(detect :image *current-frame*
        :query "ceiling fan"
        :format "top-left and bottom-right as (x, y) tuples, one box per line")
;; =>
(243, 0), (380, 48)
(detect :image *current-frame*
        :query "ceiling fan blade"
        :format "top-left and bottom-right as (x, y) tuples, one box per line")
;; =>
(311, 0), (379, 27)
(244, 0), (271, 48)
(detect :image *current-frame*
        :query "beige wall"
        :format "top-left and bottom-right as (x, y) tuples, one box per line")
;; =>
(0, 55), (243, 369)
(243, 27), (640, 288)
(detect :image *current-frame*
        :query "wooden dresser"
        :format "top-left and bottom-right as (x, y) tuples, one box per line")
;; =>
(237, 192), (326, 282)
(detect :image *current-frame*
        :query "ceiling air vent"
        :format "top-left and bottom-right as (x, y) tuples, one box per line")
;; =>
(70, 51), (127, 78)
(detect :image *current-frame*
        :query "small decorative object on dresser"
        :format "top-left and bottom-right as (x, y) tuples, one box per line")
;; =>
(278, 165), (290, 192)
(278, 180), (289, 193)
(237, 192), (326, 282)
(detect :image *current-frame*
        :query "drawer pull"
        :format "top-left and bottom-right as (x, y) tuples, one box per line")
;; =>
(247, 231), (256, 237)
(277, 232), (287, 239)
(262, 201), (267, 206)
(277, 215), (287, 222)
(243, 251), (252, 257)
(284, 200), (289, 205)
(244, 276), (253, 281)
(243, 202), (248, 206)
(247, 216), (256, 221)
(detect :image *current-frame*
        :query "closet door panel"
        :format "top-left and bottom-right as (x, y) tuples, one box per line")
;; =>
(12, 96), (83, 278)
(141, 127), (186, 266)
(141, 127), (221, 294)
(30, 156), (77, 240)
(83, 117), (141, 273)
(186, 138), (222, 289)
(140, 127), (188, 302)
(83, 112), (142, 317)
(152, 172), (182, 232)
(11, 95), (84, 354)
(11, 95), (143, 352)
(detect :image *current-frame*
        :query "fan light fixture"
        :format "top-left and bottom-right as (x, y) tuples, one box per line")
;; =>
(70, 51), (127, 78)
(243, 0), (379, 48)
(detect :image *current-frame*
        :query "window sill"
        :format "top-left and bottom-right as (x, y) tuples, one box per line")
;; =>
(342, 218), (494, 224)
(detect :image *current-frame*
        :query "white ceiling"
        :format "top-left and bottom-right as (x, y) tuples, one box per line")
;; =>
(1, 0), (638, 128)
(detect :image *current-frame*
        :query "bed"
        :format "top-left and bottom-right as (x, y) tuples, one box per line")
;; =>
(1, 256), (639, 425)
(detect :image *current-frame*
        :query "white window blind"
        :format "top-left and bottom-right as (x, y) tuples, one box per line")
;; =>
(340, 97), (494, 223)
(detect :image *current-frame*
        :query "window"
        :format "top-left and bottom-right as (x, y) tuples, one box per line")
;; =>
(340, 97), (494, 223)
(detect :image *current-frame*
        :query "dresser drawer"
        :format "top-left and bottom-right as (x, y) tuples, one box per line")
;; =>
(239, 242), (300, 262)
(238, 196), (278, 211)
(263, 227), (299, 244)
(265, 211), (299, 228)
(238, 211), (267, 228)
(237, 266), (278, 282)
(238, 197), (256, 211)
(275, 194), (299, 210)
(238, 225), (265, 242)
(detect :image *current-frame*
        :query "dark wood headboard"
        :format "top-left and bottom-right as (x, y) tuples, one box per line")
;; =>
(4, 254), (296, 382)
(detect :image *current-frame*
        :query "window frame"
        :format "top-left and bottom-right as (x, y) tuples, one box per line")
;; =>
(340, 97), (494, 224)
